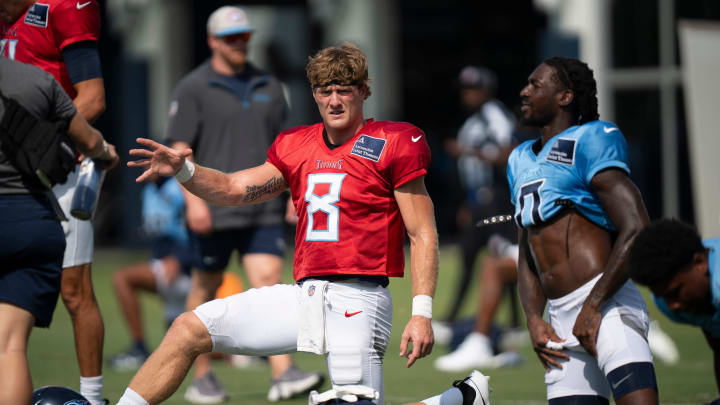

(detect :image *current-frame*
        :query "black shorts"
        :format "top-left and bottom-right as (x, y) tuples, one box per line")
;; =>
(191, 225), (285, 272)
(151, 237), (194, 276)
(0, 194), (65, 327)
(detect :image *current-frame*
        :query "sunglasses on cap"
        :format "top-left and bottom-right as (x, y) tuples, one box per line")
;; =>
(219, 32), (252, 43)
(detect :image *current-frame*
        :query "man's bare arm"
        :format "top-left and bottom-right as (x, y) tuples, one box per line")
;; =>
(394, 176), (438, 367)
(586, 168), (649, 310)
(129, 138), (287, 206)
(170, 141), (212, 234)
(72, 77), (106, 123)
(396, 176), (438, 297)
(66, 111), (118, 168)
(517, 227), (546, 322)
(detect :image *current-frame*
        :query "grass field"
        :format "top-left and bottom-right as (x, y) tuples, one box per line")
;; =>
(28, 245), (716, 404)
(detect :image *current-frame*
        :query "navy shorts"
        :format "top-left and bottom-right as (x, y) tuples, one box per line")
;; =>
(152, 237), (194, 276)
(0, 194), (65, 327)
(191, 225), (285, 272)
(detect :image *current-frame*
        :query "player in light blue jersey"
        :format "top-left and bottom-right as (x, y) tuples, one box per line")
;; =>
(508, 57), (657, 405)
(508, 119), (629, 230)
(629, 219), (720, 396)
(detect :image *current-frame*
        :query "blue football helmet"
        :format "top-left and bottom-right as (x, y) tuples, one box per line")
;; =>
(33, 386), (90, 405)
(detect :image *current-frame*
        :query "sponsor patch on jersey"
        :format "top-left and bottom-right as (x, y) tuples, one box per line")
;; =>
(24, 3), (49, 28)
(546, 138), (576, 165)
(351, 134), (386, 162)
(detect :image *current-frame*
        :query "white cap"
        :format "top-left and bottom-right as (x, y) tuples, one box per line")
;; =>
(207, 6), (253, 37)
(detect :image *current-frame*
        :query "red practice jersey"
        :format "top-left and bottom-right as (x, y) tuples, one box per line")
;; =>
(1, 0), (100, 99)
(267, 119), (431, 281)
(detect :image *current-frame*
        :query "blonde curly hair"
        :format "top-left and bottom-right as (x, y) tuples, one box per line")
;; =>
(306, 42), (371, 99)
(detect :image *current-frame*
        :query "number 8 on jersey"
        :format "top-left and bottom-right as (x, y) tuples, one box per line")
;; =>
(305, 173), (346, 242)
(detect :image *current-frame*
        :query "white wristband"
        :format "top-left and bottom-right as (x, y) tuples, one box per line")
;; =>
(411, 295), (433, 319)
(88, 139), (108, 159)
(174, 160), (195, 183)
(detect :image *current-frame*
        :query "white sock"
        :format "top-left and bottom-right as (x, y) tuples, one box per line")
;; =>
(80, 375), (103, 405)
(420, 387), (463, 405)
(469, 332), (491, 345)
(117, 388), (150, 405)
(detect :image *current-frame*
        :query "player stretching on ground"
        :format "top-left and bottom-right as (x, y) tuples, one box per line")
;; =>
(628, 218), (720, 400)
(509, 57), (658, 404)
(118, 42), (437, 405)
(1, 1), (108, 403)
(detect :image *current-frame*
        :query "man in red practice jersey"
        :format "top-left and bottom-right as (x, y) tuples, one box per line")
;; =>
(1, 1), (107, 403)
(119, 42), (438, 405)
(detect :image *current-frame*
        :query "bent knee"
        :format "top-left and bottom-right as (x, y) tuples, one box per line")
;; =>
(166, 312), (213, 354)
(61, 285), (97, 313)
(112, 271), (129, 290)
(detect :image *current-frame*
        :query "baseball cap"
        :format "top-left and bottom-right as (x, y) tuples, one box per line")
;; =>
(458, 66), (498, 91)
(207, 6), (254, 37)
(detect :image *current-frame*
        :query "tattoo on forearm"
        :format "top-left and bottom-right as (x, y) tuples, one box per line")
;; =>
(243, 176), (285, 202)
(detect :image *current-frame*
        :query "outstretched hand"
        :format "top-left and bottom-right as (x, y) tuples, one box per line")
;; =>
(127, 138), (192, 183)
(399, 315), (434, 368)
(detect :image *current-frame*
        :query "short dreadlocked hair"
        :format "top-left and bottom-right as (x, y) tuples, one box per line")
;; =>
(628, 218), (705, 287)
(306, 42), (371, 100)
(543, 57), (599, 125)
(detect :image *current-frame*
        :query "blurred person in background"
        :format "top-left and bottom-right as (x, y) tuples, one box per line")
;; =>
(163, 6), (322, 403)
(436, 66), (516, 334)
(1, 1), (109, 403)
(510, 57), (657, 404)
(0, 57), (117, 404)
(434, 235), (523, 372)
(107, 176), (193, 372)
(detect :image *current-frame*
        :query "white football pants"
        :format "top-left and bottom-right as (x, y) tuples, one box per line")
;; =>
(193, 279), (393, 404)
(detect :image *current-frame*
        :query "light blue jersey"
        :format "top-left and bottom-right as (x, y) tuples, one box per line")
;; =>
(507, 120), (630, 229)
(654, 238), (720, 337)
(141, 178), (188, 244)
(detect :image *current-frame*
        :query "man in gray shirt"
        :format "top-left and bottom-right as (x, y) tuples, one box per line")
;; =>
(164, 6), (322, 403)
(0, 57), (118, 404)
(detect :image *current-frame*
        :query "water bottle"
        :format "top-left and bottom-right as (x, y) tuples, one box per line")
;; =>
(70, 157), (106, 220)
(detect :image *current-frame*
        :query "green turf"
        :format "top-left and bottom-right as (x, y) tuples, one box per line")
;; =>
(28, 246), (715, 404)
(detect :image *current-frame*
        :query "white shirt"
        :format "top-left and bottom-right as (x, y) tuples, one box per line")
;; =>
(456, 99), (515, 190)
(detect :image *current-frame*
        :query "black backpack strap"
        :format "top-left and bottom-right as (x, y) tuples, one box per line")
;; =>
(0, 90), (76, 187)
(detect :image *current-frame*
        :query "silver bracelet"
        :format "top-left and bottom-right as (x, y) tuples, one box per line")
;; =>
(174, 160), (195, 183)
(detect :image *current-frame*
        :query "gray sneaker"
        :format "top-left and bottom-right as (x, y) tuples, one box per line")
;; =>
(267, 366), (325, 402)
(107, 348), (148, 372)
(184, 371), (228, 404)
